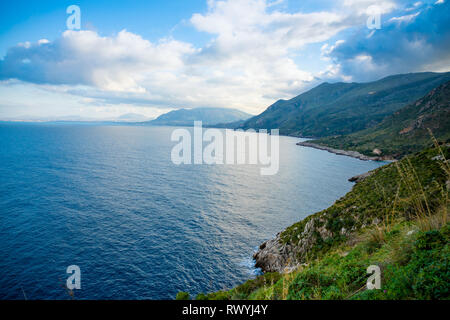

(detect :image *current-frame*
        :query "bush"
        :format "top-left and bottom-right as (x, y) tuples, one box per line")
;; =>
(409, 229), (449, 299)
(354, 225), (450, 300)
(175, 291), (190, 300)
(232, 272), (281, 299)
(287, 268), (335, 299)
(195, 293), (208, 300)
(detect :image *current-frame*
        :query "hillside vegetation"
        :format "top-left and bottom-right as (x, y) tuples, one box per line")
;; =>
(178, 141), (450, 300)
(312, 81), (450, 158)
(147, 107), (251, 126)
(239, 72), (450, 137)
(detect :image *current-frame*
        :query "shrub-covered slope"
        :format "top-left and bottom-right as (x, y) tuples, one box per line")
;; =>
(239, 72), (450, 137)
(147, 107), (251, 126)
(312, 81), (450, 158)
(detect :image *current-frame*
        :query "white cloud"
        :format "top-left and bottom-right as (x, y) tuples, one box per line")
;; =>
(389, 12), (420, 24)
(342, 0), (397, 15)
(4, 0), (443, 119)
(2, 0), (358, 116)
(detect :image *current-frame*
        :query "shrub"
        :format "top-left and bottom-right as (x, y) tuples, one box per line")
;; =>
(175, 291), (190, 300)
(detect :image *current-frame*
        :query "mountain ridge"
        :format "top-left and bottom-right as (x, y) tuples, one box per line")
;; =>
(311, 80), (450, 158)
(146, 107), (252, 126)
(238, 72), (450, 137)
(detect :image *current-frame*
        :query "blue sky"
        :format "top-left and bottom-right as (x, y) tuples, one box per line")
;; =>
(0, 1), (210, 57)
(0, 0), (449, 120)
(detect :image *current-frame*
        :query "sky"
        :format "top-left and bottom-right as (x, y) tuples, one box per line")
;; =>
(0, 0), (449, 120)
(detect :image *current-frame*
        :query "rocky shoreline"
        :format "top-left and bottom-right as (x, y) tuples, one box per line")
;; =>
(296, 141), (395, 161)
(252, 210), (350, 273)
(253, 233), (300, 273)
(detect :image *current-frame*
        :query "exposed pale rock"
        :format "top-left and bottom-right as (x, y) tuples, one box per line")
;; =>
(432, 155), (444, 161)
(373, 148), (382, 155)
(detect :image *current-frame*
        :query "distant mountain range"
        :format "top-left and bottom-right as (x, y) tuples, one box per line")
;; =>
(116, 113), (151, 122)
(0, 113), (151, 123)
(238, 72), (450, 137)
(146, 107), (252, 126)
(311, 80), (450, 158)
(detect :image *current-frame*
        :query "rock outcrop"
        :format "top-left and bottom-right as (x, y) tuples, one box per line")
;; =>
(348, 170), (376, 183)
(253, 234), (298, 273)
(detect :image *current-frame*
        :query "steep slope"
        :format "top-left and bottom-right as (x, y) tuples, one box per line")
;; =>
(312, 81), (450, 158)
(239, 72), (450, 137)
(147, 107), (251, 126)
(116, 113), (150, 122)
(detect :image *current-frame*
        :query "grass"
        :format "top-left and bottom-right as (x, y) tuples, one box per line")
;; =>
(187, 217), (449, 300)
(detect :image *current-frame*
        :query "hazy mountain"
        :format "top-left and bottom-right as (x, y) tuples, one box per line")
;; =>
(0, 113), (151, 123)
(311, 81), (450, 158)
(147, 107), (252, 126)
(239, 72), (450, 137)
(116, 113), (151, 122)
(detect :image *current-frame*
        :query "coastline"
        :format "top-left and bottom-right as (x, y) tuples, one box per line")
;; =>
(296, 141), (396, 161)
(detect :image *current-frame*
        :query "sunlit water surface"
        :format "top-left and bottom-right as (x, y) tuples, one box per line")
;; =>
(0, 123), (386, 299)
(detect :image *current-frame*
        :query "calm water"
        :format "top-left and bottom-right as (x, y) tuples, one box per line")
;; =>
(0, 123), (385, 299)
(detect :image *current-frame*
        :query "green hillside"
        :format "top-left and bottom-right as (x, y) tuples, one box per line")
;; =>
(312, 81), (450, 158)
(239, 72), (450, 137)
(178, 142), (450, 300)
(147, 107), (251, 126)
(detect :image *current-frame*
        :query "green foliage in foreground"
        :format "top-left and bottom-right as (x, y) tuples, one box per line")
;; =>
(178, 143), (449, 300)
(188, 221), (449, 300)
(175, 291), (190, 300)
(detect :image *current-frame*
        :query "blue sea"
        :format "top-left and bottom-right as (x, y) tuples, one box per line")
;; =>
(0, 123), (385, 299)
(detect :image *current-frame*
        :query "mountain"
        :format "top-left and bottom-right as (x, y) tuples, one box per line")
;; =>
(147, 107), (252, 126)
(0, 113), (151, 123)
(116, 113), (150, 122)
(311, 81), (450, 158)
(238, 72), (450, 137)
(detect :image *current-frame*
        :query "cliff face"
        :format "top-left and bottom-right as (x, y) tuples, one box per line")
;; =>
(253, 145), (449, 273)
(254, 211), (352, 273)
(253, 220), (330, 273)
(253, 234), (298, 273)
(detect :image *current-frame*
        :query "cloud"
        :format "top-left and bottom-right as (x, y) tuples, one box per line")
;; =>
(342, 0), (397, 15)
(0, 0), (358, 115)
(0, 30), (195, 92)
(323, 1), (450, 81)
(191, 0), (350, 55)
(0, 0), (449, 119)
